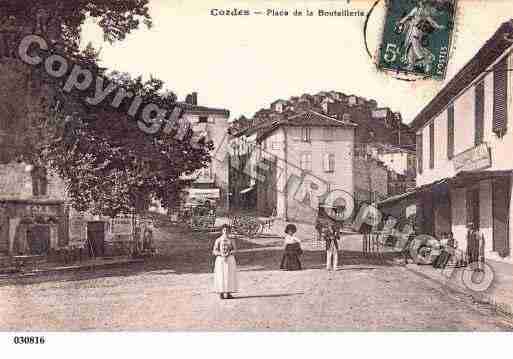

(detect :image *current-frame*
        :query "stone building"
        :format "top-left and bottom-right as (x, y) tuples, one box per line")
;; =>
(252, 110), (357, 223)
(177, 93), (231, 212)
(0, 12), (69, 256)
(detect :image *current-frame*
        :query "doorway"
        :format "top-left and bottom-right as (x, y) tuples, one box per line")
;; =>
(466, 188), (480, 230)
(27, 225), (51, 255)
(493, 177), (510, 257)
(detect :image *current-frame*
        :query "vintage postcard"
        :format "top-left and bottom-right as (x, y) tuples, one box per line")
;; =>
(3, 0), (513, 351)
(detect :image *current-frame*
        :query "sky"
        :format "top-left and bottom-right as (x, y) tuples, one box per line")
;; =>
(81, 0), (513, 124)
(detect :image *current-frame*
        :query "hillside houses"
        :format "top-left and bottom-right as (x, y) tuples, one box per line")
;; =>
(232, 91), (415, 149)
(228, 92), (417, 221)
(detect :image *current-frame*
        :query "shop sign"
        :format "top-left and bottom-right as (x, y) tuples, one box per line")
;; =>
(453, 143), (491, 172)
(187, 188), (220, 199)
(69, 217), (87, 242)
(110, 217), (133, 235)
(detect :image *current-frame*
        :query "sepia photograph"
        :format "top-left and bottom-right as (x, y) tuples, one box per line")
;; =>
(2, 0), (513, 353)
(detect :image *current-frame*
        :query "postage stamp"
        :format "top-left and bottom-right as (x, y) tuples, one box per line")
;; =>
(377, 0), (457, 80)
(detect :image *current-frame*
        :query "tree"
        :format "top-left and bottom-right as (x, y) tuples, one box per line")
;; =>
(1, 0), (152, 54)
(1, 1), (213, 218)
(44, 72), (212, 218)
(2, 0), (152, 165)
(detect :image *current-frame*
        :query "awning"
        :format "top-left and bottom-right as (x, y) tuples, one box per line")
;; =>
(418, 170), (512, 192)
(240, 186), (255, 194)
(379, 170), (513, 207)
(376, 190), (417, 207)
(451, 170), (512, 187)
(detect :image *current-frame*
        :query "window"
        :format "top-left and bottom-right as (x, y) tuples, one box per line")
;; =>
(323, 127), (334, 141)
(300, 153), (312, 172)
(323, 153), (335, 172)
(447, 104), (455, 159)
(271, 141), (280, 150)
(493, 58), (508, 137)
(198, 116), (208, 123)
(475, 81), (485, 145)
(429, 122), (434, 169)
(31, 166), (48, 196)
(301, 127), (311, 142)
(416, 133), (423, 174)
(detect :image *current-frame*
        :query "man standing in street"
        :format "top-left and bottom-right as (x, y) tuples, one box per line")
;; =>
(316, 205), (341, 271)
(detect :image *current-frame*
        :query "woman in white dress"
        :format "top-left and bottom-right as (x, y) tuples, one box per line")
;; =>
(212, 224), (238, 299)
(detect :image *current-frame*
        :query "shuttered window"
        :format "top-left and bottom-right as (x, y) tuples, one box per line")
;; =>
(300, 152), (312, 171)
(323, 153), (335, 172)
(475, 81), (485, 145)
(447, 105), (454, 159)
(301, 127), (311, 142)
(429, 122), (434, 169)
(416, 133), (423, 174)
(493, 58), (508, 137)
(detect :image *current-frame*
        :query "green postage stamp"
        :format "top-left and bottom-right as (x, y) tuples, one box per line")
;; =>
(378, 0), (456, 80)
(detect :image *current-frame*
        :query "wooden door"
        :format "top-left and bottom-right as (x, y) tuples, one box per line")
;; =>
(87, 221), (106, 257)
(466, 188), (480, 230)
(27, 225), (50, 255)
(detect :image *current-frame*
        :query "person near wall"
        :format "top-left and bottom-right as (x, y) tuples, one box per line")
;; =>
(466, 222), (485, 271)
(212, 224), (238, 299)
(433, 232), (454, 269)
(142, 226), (153, 252)
(280, 224), (302, 271)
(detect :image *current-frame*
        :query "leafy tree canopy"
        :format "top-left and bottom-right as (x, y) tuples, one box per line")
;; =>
(0, 1), (213, 217)
(1, 0), (152, 54)
(44, 71), (212, 217)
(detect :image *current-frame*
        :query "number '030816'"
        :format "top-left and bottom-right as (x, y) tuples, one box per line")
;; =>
(13, 336), (46, 344)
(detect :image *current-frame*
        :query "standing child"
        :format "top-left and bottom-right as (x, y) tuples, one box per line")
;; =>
(280, 224), (302, 271)
(212, 224), (238, 299)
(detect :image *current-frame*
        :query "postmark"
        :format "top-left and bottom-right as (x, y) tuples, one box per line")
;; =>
(377, 0), (456, 80)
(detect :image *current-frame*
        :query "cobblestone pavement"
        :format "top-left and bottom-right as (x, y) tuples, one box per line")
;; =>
(0, 231), (512, 331)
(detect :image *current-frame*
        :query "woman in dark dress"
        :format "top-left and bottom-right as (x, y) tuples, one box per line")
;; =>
(280, 224), (302, 271)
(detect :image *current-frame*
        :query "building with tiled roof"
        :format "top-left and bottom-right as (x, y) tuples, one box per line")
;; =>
(411, 20), (513, 262)
(228, 91), (416, 217)
(176, 93), (232, 211)
(249, 110), (357, 221)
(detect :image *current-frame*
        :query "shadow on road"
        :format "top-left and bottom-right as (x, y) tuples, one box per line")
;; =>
(233, 292), (304, 299)
(0, 233), (400, 287)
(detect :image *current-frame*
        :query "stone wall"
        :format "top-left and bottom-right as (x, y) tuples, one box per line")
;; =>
(0, 198), (66, 255)
(353, 157), (389, 204)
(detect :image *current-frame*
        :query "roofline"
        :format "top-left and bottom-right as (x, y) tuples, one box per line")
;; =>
(256, 110), (357, 142)
(411, 20), (513, 131)
(176, 103), (230, 118)
(256, 123), (282, 142)
(288, 110), (358, 127)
